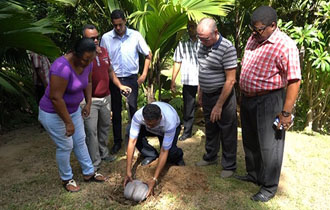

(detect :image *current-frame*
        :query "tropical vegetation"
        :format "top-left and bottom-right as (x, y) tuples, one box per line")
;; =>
(0, 0), (329, 133)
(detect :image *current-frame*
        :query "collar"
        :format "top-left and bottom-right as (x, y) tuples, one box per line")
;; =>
(251, 27), (280, 45)
(110, 27), (131, 38)
(212, 33), (222, 49)
(266, 27), (280, 44)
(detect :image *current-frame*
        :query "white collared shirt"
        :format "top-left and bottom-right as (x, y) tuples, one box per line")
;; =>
(100, 27), (150, 77)
(129, 102), (180, 150)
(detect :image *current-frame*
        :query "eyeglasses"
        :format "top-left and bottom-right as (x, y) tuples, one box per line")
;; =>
(89, 36), (99, 40)
(197, 35), (211, 42)
(249, 24), (269, 34)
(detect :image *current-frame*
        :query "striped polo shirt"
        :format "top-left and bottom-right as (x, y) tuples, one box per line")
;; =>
(173, 38), (199, 86)
(197, 34), (237, 93)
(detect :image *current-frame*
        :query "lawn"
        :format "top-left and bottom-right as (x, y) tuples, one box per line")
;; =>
(0, 125), (329, 210)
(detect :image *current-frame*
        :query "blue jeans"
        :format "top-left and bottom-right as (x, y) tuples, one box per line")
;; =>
(39, 107), (94, 180)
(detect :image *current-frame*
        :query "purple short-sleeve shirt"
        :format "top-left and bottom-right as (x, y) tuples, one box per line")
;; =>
(39, 56), (92, 114)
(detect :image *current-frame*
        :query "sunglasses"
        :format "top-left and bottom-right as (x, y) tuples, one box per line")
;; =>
(249, 24), (270, 34)
(89, 36), (99, 40)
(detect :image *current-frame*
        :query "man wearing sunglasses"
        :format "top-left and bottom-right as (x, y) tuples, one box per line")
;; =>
(82, 24), (131, 171)
(237, 6), (301, 202)
(100, 10), (152, 155)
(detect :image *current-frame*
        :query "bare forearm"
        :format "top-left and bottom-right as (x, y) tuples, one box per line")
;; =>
(142, 54), (152, 77)
(51, 98), (72, 124)
(171, 62), (181, 82)
(110, 68), (124, 89)
(126, 138), (137, 174)
(283, 80), (301, 113)
(83, 82), (92, 105)
(153, 149), (168, 180)
(216, 78), (235, 108)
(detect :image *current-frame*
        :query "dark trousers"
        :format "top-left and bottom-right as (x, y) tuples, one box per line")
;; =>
(135, 125), (184, 164)
(241, 89), (285, 196)
(202, 88), (237, 170)
(109, 74), (138, 145)
(182, 85), (198, 138)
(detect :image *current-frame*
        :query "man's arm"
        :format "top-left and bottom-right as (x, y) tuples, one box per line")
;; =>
(137, 52), (152, 85)
(36, 67), (48, 87)
(109, 65), (131, 93)
(210, 69), (236, 123)
(146, 148), (169, 196)
(278, 79), (301, 130)
(82, 72), (92, 118)
(124, 137), (137, 187)
(197, 85), (202, 107)
(171, 62), (182, 92)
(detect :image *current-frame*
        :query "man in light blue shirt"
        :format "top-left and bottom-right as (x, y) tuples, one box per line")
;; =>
(124, 102), (185, 197)
(100, 9), (152, 154)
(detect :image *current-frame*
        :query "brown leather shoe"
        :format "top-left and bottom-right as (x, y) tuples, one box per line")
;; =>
(62, 179), (80, 192)
(83, 172), (107, 182)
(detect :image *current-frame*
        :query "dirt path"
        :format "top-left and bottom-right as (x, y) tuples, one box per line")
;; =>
(0, 124), (214, 208)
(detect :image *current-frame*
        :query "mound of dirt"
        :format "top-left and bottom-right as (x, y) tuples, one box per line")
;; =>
(105, 155), (208, 205)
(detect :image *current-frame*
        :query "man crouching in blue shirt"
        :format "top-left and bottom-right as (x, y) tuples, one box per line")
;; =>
(124, 102), (185, 196)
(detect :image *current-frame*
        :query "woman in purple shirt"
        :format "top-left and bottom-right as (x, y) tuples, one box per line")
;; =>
(39, 38), (106, 192)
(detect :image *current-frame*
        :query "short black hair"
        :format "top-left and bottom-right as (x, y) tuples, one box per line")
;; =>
(251, 6), (277, 26)
(142, 104), (161, 121)
(82, 24), (96, 36)
(111, 9), (126, 21)
(73, 37), (96, 58)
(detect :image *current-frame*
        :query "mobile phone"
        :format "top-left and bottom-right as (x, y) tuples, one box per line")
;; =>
(121, 88), (131, 97)
(273, 114), (295, 130)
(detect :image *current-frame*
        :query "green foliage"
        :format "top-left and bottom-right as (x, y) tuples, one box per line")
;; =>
(0, 0), (61, 131)
(278, 0), (330, 132)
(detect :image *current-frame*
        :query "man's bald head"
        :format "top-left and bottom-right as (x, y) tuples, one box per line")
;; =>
(197, 18), (218, 47)
(197, 18), (217, 34)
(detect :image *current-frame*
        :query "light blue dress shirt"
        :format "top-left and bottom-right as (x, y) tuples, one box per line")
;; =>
(100, 27), (150, 77)
(129, 102), (180, 150)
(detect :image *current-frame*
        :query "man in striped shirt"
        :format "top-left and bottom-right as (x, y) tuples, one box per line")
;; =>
(195, 18), (238, 179)
(236, 6), (301, 202)
(171, 21), (199, 141)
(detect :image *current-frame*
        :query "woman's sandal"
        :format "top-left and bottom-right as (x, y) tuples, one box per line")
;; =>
(62, 179), (80, 192)
(83, 172), (107, 182)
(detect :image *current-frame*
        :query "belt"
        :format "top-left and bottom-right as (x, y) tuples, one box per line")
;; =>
(241, 90), (273, 97)
(118, 74), (138, 81)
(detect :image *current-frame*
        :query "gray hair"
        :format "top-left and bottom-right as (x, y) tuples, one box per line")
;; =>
(198, 17), (217, 33)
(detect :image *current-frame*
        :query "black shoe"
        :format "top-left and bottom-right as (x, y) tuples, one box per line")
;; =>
(250, 191), (275, 202)
(234, 174), (258, 185)
(176, 159), (185, 166)
(178, 135), (190, 141)
(110, 143), (121, 155)
(141, 157), (156, 166)
(102, 155), (117, 162)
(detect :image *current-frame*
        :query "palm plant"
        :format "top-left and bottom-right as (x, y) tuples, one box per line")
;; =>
(0, 0), (70, 131)
(125, 0), (234, 102)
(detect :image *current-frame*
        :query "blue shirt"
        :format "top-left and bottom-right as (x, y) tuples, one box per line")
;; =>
(129, 102), (180, 150)
(100, 27), (150, 77)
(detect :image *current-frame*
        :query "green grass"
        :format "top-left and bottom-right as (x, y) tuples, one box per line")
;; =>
(0, 125), (329, 210)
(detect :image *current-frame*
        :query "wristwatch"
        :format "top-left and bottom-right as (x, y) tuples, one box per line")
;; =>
(281, 111), (291, 117)
(152, 177), (158, 184)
